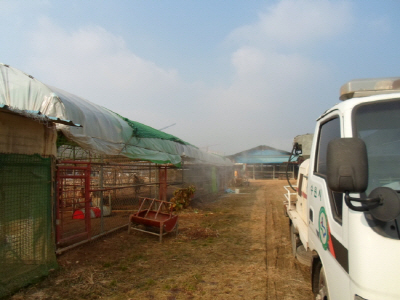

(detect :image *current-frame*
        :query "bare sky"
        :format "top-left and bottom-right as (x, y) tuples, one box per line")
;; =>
(2, 0), (400, 155)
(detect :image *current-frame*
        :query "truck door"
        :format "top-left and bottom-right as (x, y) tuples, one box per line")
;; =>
(308, 112), (350, 298)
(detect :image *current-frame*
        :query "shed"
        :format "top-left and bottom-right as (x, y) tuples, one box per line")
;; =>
(0, 105), (80, 297)
(228, 145), (296, 180)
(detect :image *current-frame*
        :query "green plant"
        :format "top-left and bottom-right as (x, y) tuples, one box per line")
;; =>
(170, 185), (196, 211)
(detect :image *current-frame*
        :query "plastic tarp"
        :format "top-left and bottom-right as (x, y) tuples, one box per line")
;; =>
(0, 63), (232, 166)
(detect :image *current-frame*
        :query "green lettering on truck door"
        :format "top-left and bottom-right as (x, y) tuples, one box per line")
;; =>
(311, 185), (322, 201)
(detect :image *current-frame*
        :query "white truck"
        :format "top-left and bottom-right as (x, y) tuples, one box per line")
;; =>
(283, 78), (400, 300)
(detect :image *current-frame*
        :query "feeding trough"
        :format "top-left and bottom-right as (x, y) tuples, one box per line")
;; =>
(128, 197), (178, 242)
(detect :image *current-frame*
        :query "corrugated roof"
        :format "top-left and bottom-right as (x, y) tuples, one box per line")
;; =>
(229, 145), (291, 157)
(228, 145), (296, 164)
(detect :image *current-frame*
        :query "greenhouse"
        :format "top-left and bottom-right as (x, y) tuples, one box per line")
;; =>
(0, 63), (233, 297)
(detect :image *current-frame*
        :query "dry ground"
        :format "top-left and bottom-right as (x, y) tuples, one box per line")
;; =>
(10, 180), (313, 300)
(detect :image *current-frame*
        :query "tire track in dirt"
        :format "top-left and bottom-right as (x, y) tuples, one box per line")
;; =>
(254, 180), (313, 300)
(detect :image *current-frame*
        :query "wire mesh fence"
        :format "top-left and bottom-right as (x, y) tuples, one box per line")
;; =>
(55, 159), (162, 251)
(0, 153), (58, 298)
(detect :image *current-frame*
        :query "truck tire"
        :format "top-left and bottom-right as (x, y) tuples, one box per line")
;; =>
(296, 245), (312, 266)
(314, 261), (329, 300)
(290, 223), (301, 257)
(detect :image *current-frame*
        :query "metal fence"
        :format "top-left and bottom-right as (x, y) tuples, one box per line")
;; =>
(236, 163), (296, 180)
(55, 146), (233, 252)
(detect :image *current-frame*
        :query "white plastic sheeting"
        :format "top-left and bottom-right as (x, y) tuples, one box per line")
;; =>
(0, 63), (231, 166)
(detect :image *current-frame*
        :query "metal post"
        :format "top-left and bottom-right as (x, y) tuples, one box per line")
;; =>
(158, 167), (167, 201)
(182, 158), (184, 185)
(113, 169), (117, 204)
(85, 163), (92, 239)
(155, 165), (159, 199)
(55, 168), (62, 245)
(99, 156), (104, 233)
(149, 162), (152, 197)
(72, 146), (76, 210)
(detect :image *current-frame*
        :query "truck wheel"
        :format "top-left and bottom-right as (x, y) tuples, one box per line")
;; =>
(290, 224), (301, 257)
(296, 245), (312, 266)
(315, 263), (329, 300)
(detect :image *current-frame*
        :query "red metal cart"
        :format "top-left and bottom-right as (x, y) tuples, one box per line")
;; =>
(128, 197), (178, 242)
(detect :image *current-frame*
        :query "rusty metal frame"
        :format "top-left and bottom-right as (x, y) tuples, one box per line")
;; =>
(56, 161), (91, 245)
(127, 197), (178, 242)
(158, 166), (168, 201)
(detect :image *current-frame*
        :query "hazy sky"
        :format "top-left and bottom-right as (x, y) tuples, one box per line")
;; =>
(2, 0), (400, 155)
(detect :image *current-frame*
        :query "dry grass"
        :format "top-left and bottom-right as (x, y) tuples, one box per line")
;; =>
(9, 180), (312, 300)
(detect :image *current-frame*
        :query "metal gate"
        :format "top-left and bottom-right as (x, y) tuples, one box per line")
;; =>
(56, 161), (91, 247)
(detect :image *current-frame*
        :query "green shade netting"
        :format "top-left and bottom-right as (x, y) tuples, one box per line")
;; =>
(116, 113), (192, 146)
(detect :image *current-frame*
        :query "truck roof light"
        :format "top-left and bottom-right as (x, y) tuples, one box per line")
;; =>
(340, 77), (400, 101)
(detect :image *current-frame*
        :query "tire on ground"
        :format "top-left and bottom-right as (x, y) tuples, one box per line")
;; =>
(290, 223), (301, 257)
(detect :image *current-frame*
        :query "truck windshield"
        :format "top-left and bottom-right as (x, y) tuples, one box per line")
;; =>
(354, 99), (400, 195)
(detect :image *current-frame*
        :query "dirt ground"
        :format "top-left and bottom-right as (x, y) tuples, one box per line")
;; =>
(10, 180), (313, 300)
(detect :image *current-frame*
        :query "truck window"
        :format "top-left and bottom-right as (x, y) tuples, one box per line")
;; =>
(315, 117), (341, 176)
(315, 117), (343, 223)
(298, 174), (303, 197)
(354, 100), (400, 195)
(354, 99), (400, 239)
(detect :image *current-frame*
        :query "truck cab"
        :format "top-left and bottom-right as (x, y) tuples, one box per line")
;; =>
(285, 78), (400, 300)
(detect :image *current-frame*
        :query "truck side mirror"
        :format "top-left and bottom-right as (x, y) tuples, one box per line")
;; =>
(327, 138), (400, 221)
(326, 138), (368, 193)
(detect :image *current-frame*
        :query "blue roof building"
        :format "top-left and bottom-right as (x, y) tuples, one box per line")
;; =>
(228, 145), (297, 180)
(228, 145), (293, 164)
